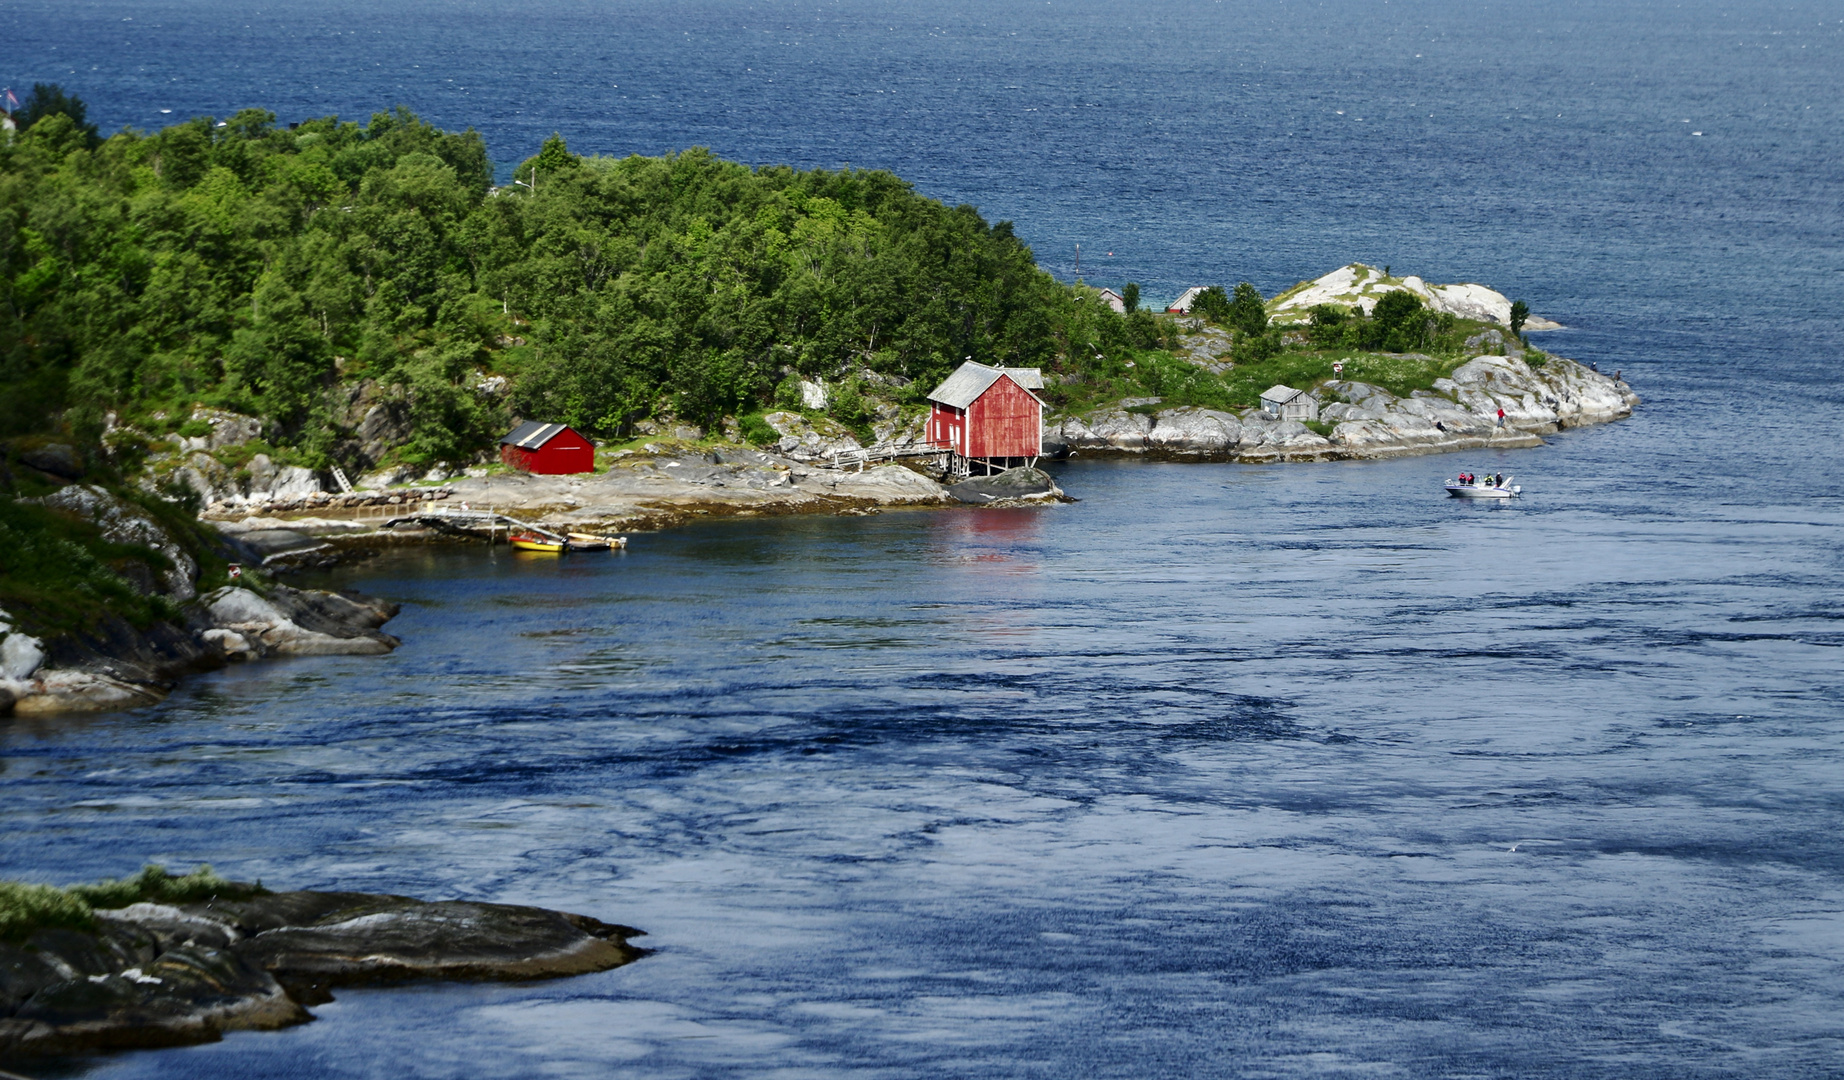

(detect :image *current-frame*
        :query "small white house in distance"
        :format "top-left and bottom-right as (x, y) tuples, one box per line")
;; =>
(1166, 286), (1206, 314)
(1260, 384), (1319, 422)
(1096, 288), (1127, 314)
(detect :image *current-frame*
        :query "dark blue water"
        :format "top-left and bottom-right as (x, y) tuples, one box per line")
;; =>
(5, 1), (1844, 1076)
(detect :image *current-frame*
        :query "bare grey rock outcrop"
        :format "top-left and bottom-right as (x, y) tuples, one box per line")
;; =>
(0, 582), (400, 716)
(192, 586), (399, 662)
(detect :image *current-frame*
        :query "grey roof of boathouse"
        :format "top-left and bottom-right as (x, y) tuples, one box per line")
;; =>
(500, 421), (573, 449)
(926, 361), (1045, 409)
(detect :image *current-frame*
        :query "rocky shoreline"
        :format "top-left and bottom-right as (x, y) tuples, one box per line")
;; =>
(3, 346), (1633, 718)
(0, 884), (643, 1059)
(1048, 353), (1636, 462)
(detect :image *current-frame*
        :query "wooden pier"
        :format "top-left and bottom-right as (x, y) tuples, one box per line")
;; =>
(383, 506), (580, 545)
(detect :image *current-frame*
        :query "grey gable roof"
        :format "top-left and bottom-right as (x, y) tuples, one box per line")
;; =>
(927, 361), (1045, 409)
(1259, 384), (1306, 405)
(500, 421), (571, 449)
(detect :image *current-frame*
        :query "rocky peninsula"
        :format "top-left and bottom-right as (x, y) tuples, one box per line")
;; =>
(0, 868), (643, 1059)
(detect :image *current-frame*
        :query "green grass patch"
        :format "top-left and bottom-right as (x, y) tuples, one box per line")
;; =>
(0, 881), (95, 940)
(0, 865), (265, 942)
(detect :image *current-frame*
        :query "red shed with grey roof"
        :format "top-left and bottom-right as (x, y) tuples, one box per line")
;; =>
(925, 361), (1044, 475)
(499, 422), (595, 475)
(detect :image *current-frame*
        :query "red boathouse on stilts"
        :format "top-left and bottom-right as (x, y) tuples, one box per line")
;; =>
(924, 361), (1045, 478)
(498, 422), (595, 475)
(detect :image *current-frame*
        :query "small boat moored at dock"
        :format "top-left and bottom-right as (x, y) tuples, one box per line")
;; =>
(510, 533), (566, 552)
(568, 532), (628, 550)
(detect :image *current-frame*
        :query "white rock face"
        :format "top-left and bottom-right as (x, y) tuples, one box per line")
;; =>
(799, 379), (829, 410)
(1268, 264), (1534, 327)
(34, 484), (198, 600)
(2, 632), (46, 680)
(244, 455), (323, 500)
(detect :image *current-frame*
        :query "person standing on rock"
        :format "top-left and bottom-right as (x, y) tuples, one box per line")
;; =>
(1497, 407), (1506, 427)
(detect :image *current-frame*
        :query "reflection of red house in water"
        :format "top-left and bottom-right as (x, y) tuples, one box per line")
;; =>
(925, 361), (1044, 476)
(499, 422), (595, 474)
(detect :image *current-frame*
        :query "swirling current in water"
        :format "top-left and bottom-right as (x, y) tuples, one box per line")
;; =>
(2, 0), (1843, 1076)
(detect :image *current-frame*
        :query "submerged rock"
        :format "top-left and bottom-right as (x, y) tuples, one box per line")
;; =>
(0, 889), (644, 1058)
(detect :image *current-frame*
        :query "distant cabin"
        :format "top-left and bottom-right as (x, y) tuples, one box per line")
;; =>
(926, 361), (1045, 474)
(1096, 288), (1127, 314)
(499, 422), (595, 474)
(1167, 286), (1206, 314)
(1259, 385), (1319, 422)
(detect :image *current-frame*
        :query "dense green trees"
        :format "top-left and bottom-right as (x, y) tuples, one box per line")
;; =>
(1226, 282), (1268, 338)
(2, 104), (1156, 467)
(12, 84), (102, 148)
(1189, 285), (1231, 324)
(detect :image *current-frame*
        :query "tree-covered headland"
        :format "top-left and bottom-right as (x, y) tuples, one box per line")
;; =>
(3, 97), (1520, 469)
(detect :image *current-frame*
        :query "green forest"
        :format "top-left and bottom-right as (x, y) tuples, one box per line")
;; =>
(1, 104), (1168, 469)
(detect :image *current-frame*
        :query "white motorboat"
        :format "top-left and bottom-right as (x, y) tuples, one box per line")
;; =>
(1445, 474), (1520, 499)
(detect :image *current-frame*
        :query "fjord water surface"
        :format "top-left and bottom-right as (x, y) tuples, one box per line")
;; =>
(4, 0), (1844, 1075)
(7, 409), (1844, 1077)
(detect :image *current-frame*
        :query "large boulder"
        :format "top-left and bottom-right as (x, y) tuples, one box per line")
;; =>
(1236, 414), (1333, 456)
(947, 467), (1062, 504)
(1, 630), (45, 681)
(194, 408), (262, 450)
